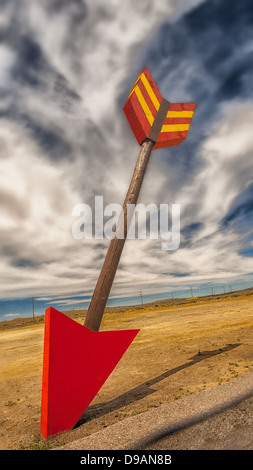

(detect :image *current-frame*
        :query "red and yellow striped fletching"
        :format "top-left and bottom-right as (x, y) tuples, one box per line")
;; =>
(123, 67), (196, 149)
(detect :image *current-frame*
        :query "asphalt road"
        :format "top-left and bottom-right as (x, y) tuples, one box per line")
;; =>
(140, 395), (253, 450)
(57, 371), (253, 451)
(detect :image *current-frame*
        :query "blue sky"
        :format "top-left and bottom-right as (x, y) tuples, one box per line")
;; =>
(0, 0), (252, 319)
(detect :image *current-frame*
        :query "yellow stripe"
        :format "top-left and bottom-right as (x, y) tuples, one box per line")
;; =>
(166, 110), (193, 118)
(161, 123), (190, 133)
(128, 73), (142, 99)
(134, 85), (154, 126)
(141, 74), (160, 111)
(128, 72), (160, 112)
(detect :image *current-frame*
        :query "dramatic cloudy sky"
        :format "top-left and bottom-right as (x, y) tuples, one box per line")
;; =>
(0, 0), (252, 317)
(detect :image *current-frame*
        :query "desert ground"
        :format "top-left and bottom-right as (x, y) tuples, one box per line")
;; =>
(0, 290), (252, 450)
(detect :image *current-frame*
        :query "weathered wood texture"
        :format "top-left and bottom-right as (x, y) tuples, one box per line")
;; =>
(84, 139), (154, 332)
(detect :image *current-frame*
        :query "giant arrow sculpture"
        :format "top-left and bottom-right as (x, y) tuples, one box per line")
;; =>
(40, 67), (196, 439)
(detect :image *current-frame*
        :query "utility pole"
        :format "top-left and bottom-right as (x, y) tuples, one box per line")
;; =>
(190, 286), (193, 298)
(171, 291), (174, 300)
(140, 291), (143, 305)
(32, 297), (35, 321)
(211, 288), (214, 296)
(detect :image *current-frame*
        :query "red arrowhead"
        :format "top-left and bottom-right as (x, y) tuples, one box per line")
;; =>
(40, 307), (139, 439)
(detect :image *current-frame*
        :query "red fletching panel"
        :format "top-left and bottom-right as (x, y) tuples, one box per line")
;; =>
(40, 307), (139, 439)
(124, 67), (196, 149)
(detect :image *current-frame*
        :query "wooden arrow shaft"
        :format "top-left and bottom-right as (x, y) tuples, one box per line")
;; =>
(84, 138), (154, 331)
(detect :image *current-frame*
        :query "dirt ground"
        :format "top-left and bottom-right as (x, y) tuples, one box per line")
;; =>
(0, 293), (252, 450)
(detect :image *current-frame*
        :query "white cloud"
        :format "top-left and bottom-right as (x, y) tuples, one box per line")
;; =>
(2, 313), (19, 318)
(195, 101), (253, 237)
(0, 119), (99, 298)
(22, 0), (176, 123)
(0, 44), (16, 87)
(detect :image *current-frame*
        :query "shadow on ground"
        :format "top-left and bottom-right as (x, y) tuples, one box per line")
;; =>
(75, 343), (240, 428)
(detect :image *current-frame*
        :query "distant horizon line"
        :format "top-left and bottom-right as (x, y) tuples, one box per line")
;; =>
(1, 285), (252, 323)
